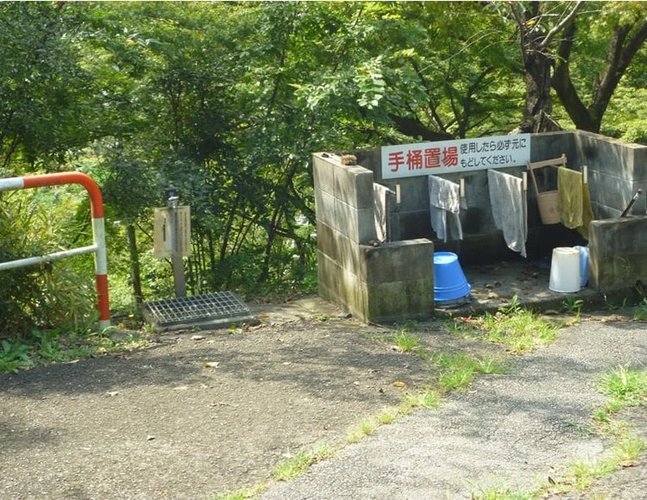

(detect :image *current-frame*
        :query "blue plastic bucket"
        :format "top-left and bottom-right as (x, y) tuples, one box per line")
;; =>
(574, 245), (589, 287)
(433, 252), (471, 304)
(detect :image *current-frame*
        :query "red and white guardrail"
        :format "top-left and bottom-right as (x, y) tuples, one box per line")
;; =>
(0, 172), (110, 330)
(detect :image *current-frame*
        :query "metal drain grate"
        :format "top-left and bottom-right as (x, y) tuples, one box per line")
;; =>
(144, 291), (251, 327)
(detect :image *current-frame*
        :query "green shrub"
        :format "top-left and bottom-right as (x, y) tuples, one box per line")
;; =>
(0, 189), (97, 340)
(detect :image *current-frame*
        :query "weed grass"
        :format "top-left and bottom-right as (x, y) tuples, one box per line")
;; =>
(214, 483), (267, 500)
(470, 479), (534, 500)
(347, 417), (380, 444)
(0, 328), (151, 374)
(401, 387), (441, 410)
(346, 396), (438, 444)
(215, 444), (336, 499)
(553, 366), (647, 493)
(376, 407), (399, 424)
(431, 352), (507, 392)
(562, 297), (584, 319)
(393, 331), (421, 352)
(612, 432), (645, 463)
(273, 443), (336, 481)
(566, 457), (618, 490)
(0, 340), (34, 373)
(633, 299), (647, 320)
(480, 309), (556, 354)
(451, 296), (559, 354)
(596, 365), (647, 412)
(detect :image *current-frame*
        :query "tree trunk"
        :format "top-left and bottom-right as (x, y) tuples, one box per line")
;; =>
(519, 48), (559, 133)
(257, 206), (281, 285)
(551, 22), (597, 131)
(515, 16), (562, 133)
(126, 223), (143, 308)
(510, 1), (583, 133)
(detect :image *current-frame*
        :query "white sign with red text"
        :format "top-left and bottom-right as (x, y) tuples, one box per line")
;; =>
(381, 134), (531, 179)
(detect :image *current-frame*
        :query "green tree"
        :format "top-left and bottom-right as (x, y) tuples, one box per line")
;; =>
(499, 1), (647, 134)
(505, 1), (584, 133)
(6, 0), (647, 323)
(552, 1), (647, 133)
(0, 2), (99, 174)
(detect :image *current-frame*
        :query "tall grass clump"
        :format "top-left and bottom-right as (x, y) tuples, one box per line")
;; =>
(458, 296), (559, 354)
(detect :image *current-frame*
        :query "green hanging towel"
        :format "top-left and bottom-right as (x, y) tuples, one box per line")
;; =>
(577, 182), (595, 240)
(558, 167), (583, 229)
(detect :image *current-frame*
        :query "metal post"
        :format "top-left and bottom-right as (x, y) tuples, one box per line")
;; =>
(166, 187), (186, 297)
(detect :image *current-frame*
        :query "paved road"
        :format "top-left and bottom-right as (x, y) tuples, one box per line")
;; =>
(262, 319), (647, 499)
(2, 301), (645, 500)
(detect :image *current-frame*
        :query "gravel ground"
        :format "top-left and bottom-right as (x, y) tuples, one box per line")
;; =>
(1, 300), (646, 500)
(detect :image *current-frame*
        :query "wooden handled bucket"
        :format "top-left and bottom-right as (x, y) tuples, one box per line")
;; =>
(527, 155), (566, 225)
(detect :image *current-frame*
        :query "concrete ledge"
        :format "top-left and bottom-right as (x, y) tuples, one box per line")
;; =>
(589, 216), (647, 291)
(359, 239), (434, 323)
(364, 278), (434, 323)
(317, 240), (435, 323)
(359, 239), (434, 284)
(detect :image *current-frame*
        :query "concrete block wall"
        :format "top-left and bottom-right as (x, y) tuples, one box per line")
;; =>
(344, 131), (647, 262)
(524, 131), (647, 218)
(360, 240), (434, 321)
(574, 131), (647, 218)
(315, 132), (647, 318)
(313, 153), (434, 323)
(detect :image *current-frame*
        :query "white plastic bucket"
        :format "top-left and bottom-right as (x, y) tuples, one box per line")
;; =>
(549, 247), (581, 293)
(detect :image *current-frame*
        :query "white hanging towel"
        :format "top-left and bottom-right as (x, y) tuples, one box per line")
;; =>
(487, 169), (527, 258)
(428, 175), (463, 242)
(373, 183), (390, 242)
